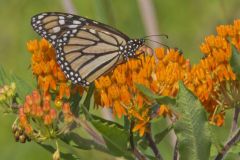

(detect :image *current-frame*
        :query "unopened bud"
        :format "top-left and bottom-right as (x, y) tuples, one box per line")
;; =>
(0, 94), (6, 102)
(10, 83), (16, 91)
(52, 149), (60, 160)
(23, 102), (31, 114)
(32, 90), (41, 105)
(19, 135), (26, 143)
(24, 125), (33, 135)
(49, 109), (57, 120)
(62, 103), (71, 114)
(43, 100), (50, 112)
(64, 113), (74, 123)
(25, 95), (33, 105)
(43, 114), (52, 125)
(36, 106), (43, 117)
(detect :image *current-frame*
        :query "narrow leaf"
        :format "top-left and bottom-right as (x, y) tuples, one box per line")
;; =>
(230, 44), (240, 75)
(174, 81), (211, 160)
(0, 65), (32, 101)
(154, 126), (173, 144)
(61, 132), (108, 153)
(84, 83), (95, 110)
(37, 141), (76, 160)
(135, 83), (176, 106)
(90, 114), (133, 159)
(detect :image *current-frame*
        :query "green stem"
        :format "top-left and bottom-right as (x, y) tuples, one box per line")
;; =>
(145, 131), (163, 160)
(214, 128), (240, 160)
(231, 106), (240, 134)
(130, 121), (147, 160)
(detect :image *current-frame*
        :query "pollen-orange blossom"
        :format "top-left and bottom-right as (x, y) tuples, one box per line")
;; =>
(26, 19), (239, 136)
(95, 19), (240, 135)
(27, 39), (83, 100)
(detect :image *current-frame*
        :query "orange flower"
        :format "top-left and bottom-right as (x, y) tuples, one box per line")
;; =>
(158, 105), (172, 117)
(95, 47), (188, 136)
(185, 19), (239, 124)
(95, 19), (240, 134)
(27, 39), (83, 99)
(18, 90), (74, 138)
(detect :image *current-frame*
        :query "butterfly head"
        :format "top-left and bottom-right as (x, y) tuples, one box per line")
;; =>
(121, 39), (145, 60)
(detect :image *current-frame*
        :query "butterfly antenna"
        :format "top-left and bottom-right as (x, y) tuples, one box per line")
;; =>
(143, 34), (168, 39)
(144, 39), (170, 50)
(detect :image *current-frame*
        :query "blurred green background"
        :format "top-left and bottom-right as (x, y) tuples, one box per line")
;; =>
(0, 0), (239, 159)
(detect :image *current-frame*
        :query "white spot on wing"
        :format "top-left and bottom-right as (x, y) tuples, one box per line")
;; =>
(59, 16), (65, 20)
(53, 26), (61, 33)
(38, 15), (44, 19)
(59, 20), (65, 25)
(69, 25), (78, 28)
(72, 29), (77, 33)
(51, 35), (57, 39)
(73, 20), (81, 24)
(89, 29), (96, 34)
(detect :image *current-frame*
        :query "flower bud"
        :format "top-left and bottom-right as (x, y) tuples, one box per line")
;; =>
(43, 114), (52, 125)
(64, 113), (73, 123)
(30, 104), (37, 116)
(49, 109), (57, 120)
(43, 99), (50, 112)
(19, 115), (28, 127)
(10, 82), (16, 91)
(32, 90), (41, 105)
(24, 125), (33, 135)
(19, 135), (26, 143)
(25, 95), (33, 105)
(23, 102), (31, 114)
(36, 106), (43, 117)
(62, 103), (71, 114)
(3, 85), (9, 93)
(0, 88), (4, 94)
(12, 124), (18, 134)
(52, 149), (60, 160)
(6, 89), (14, 97)
(14, 130), (20, 142)
(0, 94), (6, 102)
(18, 107), (25, 116)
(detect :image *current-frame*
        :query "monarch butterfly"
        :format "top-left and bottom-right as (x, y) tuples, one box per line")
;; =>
(31, 12), (146, 86)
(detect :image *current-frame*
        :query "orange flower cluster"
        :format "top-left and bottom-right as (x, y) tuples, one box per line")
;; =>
(186, 19), (240, 125)
(95, 19), (240, 134)
(27, 39), (83, 99)
(95, 48), (189, 136)
(18, 90), (73, 136)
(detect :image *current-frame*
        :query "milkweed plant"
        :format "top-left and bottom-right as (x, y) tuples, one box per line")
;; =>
(0, 20), (240, 160)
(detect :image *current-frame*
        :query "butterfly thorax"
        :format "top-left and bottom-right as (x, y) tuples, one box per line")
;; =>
(119, 39), (145, 60)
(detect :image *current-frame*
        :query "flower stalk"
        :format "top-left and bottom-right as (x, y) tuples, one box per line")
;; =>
(215, 128), (240, 160)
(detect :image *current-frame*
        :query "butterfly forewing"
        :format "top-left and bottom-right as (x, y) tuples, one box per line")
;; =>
(31, 12), (130, 86)
(31, 12), (87, 47)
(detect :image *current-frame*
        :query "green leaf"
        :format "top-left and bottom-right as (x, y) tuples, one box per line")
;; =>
(0, 65), (32, 101)
(37, 141), (76, 160)
(230, 44), (240, 76)
(83, 83), (95, 111)
(70, 93), (81, 116)
(135, 83), (176, 106)
(174, 81), (211, 160)
(61, 132), (109, 153)
(154, 125), (173, 144)
(90, 114), (133, 159)
(208, 125), (223, 153)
